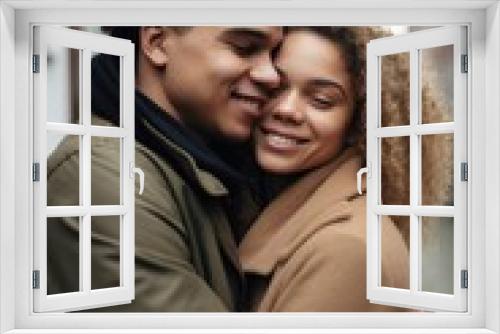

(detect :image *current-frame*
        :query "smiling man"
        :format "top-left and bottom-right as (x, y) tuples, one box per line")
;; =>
(141, 27), (281, 141)
(46, 26), (282, 312)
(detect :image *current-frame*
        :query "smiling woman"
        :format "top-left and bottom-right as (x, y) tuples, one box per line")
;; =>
(239, 26), (452, 312)
(239, 27), (409, 312)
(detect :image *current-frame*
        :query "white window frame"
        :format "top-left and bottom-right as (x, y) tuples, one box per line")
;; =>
(0, 1), (499, 333)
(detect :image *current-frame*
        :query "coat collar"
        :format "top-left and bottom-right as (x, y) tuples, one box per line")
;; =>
(141, 118), (230, 196)
(239, 149), (364, 275)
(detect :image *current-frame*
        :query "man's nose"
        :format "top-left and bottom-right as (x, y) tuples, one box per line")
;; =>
(249, 57), (281, 90)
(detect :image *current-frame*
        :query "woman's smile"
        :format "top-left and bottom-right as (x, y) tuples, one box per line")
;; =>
(258, 123), (309, 151)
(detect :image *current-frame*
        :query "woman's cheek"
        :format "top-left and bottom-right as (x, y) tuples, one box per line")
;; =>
(312, 115), (347, 159)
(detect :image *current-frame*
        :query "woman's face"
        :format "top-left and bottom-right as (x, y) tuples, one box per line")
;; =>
(255, 30), (355, 174)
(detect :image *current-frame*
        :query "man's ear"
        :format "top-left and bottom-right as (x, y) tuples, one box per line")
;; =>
(139, 27), (171, 67)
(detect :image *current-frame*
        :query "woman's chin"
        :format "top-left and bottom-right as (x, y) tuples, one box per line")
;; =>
(256, 150), (302, 174)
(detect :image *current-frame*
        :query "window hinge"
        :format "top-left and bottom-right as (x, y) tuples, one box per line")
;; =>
(33, 163), (40, 182)
(461, 269), (468, 289)
(461, 54), (468, 73)
(32, 270), (40, 289)
(32, 54), (40, 73)
(461, 162), (468, 182)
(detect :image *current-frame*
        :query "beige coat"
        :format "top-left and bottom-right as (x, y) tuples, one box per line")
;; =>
(239, 149), (409, 312)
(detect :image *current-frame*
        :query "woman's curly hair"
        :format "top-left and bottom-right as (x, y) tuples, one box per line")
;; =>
(287, 27), (454, 245)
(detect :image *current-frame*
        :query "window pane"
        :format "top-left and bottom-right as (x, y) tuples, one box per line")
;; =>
(47, 45), (80, 124)
(47, 133), (80, 206)
(91, 52), (121, 127)
(91, 137), (121, 205)
(381, 136), (410, 205)
(421, 217), (454, 294)
(91, 216), (121, 290)
(381, 215), (409, 289)
(421, 134), (454, 206)
(421, 45), (454, 124)
(47, 217), (80, 295)
(380, 52), (410, 127)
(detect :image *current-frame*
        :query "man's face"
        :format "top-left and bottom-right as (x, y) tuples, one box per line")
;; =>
(162, 27), (283, 141)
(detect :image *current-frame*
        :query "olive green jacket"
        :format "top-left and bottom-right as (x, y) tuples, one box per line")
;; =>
(47, 117), (251, 312)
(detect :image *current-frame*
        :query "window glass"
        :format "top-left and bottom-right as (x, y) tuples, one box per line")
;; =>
(421, 217), (454, 294)
(91, 216), (121, 290)
(381, 136), (410, 205)
(381, 52), (410, 127)
(47, 133), (80, 206)
(46, 45), (80, 124)
(381, 215), (410, 289)
(421, 134), (454, 206)
(91, 137), (121, 206)
(421, 45), (454, 124)
(91, 52), (121, 127)
(47, 217), (80, 295)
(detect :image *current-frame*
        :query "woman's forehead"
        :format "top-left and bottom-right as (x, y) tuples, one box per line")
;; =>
(277, 30), (350, 86)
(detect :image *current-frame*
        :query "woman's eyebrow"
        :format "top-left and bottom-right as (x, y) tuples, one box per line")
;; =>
(309, 78), (347, 98)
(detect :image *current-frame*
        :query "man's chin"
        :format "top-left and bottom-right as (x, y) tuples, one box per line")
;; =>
(220, 123), (253, 143)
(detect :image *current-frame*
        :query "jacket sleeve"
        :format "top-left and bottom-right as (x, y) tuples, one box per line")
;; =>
(93, 143), (231, 312)
(265, 229), (403, 312)
(47, 138), (229, 312)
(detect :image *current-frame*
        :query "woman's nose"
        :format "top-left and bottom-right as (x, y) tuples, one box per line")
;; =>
(271, 90), (304, 124)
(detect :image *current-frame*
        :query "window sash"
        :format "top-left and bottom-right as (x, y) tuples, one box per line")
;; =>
(32, 26), (135, 313)
(366, 25), (468, 312)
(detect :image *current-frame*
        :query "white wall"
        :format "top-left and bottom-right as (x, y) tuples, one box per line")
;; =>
(485, 2), (500, 333)
(0, 2), (16, 333)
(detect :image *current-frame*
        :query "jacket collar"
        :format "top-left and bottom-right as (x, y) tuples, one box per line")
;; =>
(137, 92), (254, 197)
(239, 148), (364, 275)
(139, 111), (229, 196)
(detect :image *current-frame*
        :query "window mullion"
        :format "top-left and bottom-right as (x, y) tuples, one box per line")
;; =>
(80, 48), (92, 293)
(409, 47), (420, 293)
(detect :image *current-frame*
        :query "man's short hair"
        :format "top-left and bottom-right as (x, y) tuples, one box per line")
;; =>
(101, 27), (191, 71)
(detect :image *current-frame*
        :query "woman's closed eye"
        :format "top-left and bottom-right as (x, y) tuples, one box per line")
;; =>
(310, 93), (342, 110)
(305, 78), (348, 110)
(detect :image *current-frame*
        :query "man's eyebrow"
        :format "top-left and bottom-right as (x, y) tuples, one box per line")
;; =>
(221, 28), (270, 41)
(309, 78), (348, 98)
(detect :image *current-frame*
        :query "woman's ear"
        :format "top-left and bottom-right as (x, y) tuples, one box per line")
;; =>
(139, 27), (170, 67)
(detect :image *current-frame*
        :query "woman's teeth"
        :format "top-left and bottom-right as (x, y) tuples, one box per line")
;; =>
(267, 133), (299, 147)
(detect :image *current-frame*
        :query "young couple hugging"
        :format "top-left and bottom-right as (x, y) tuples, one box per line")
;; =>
(48, 26), (416, 312)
